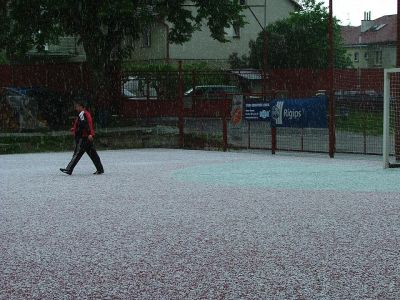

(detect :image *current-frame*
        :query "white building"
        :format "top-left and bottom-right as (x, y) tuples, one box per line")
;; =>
(131, 0), (301, 67)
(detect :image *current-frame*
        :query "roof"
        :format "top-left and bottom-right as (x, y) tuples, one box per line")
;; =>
(341, 14), (397, 45)
(289, 0), (302, 10)
(231, 69), (262, 80)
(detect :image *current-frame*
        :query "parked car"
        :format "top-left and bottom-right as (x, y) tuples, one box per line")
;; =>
(122, 76), (158, 100)
(184, 85), (241, 109)
(183, 85), (242, 116)
(184, 85), (241, 99)
(335, 90), (383, 111)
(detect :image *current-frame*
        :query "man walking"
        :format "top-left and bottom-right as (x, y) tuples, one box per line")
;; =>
(60, 100), (104, 175)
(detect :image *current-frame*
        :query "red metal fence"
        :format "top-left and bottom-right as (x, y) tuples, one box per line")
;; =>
(0, 63), (387, 155)
(119, 68), (384, 117)
(0, 63), (384, 114)
(0, 63), (92, 94)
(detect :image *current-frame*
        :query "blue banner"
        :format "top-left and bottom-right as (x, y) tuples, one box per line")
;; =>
(270, 96), (327, 128)
(244, 100), (271, 121)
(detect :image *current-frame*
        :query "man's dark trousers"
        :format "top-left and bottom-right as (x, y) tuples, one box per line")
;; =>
(66, 138), (103, 173)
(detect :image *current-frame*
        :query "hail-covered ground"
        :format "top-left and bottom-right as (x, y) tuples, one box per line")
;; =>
(1, 149), (399, 299)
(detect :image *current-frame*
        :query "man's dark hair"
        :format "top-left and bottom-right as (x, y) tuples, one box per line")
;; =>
(74, 99), (87, 108)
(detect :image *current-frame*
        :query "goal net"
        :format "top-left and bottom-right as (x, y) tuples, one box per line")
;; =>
(383, 68), (400, 168)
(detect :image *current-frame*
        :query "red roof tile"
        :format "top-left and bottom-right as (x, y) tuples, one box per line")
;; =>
(341, 14), (397, 45)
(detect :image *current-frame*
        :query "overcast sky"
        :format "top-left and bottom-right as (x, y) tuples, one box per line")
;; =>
(320, 0), (397, 26)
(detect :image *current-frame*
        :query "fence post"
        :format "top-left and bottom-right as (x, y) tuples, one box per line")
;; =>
(248, 122), (251, 149)
(328, 0), (335, 158)
(222, 98), (229, 152)
(178, 61), (184, 148)
(263, 30), (268, 96)
(328, 85), (336, 157)
(271, 127), (277, 154)
(191, 70), (196, 117)
(11, 64), (15, 87)
(362, 102), (367, 154)
(396, 0), (400, 159)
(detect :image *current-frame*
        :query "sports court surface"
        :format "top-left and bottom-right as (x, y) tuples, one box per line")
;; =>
(1, 149), (399, 299)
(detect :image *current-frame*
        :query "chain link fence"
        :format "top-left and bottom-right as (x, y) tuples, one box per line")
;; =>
(0, 64), (390, 157)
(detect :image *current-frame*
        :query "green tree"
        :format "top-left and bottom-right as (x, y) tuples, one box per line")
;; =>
(0, 51), (8, 64)
(247, 0), (351, 69)
(0, 0), (244, 99)
(228, 52), (249, 69)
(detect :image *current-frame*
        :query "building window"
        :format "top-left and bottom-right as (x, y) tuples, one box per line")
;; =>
(233, 23), (240, 38)
(142, 29), (151, 48)
(354, 52), (359, 62)
(226, 23), (241, 39)
(375, 50), (382, 65)
(364, 52), (369, 61)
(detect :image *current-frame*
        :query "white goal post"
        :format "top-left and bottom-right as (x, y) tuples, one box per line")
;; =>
(383, 68), (400, 168)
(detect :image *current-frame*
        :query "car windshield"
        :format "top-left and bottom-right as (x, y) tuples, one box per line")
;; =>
(224, 86), (240, 93)
(184, 86), (240, 96)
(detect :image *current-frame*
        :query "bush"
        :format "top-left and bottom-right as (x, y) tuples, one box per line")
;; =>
(0, 52), (9, 64)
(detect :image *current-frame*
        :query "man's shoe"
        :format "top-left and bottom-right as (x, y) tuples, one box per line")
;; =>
(93, 170), (104, 175)
(60, 168), (72, 175)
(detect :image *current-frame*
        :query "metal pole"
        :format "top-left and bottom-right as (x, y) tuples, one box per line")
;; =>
(395, 0), (400, 160)
(328, 0), (335, 158)
(178, 61), (184, 148)
(165, 23), (170, 64)
(271, 127), (276, 154)
(383, 70), (390, 168)
(264, 0), (267, 28)
(397, 0), (400, 67)
(248, 122), (251, 149)
(263, 30), (268, 95)
(222, 99), (228, 152)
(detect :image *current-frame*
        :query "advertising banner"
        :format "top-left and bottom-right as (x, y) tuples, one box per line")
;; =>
(270, 96), (328, 128)
(244, 99), (271, 121)
(231, 95), (244, 126)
